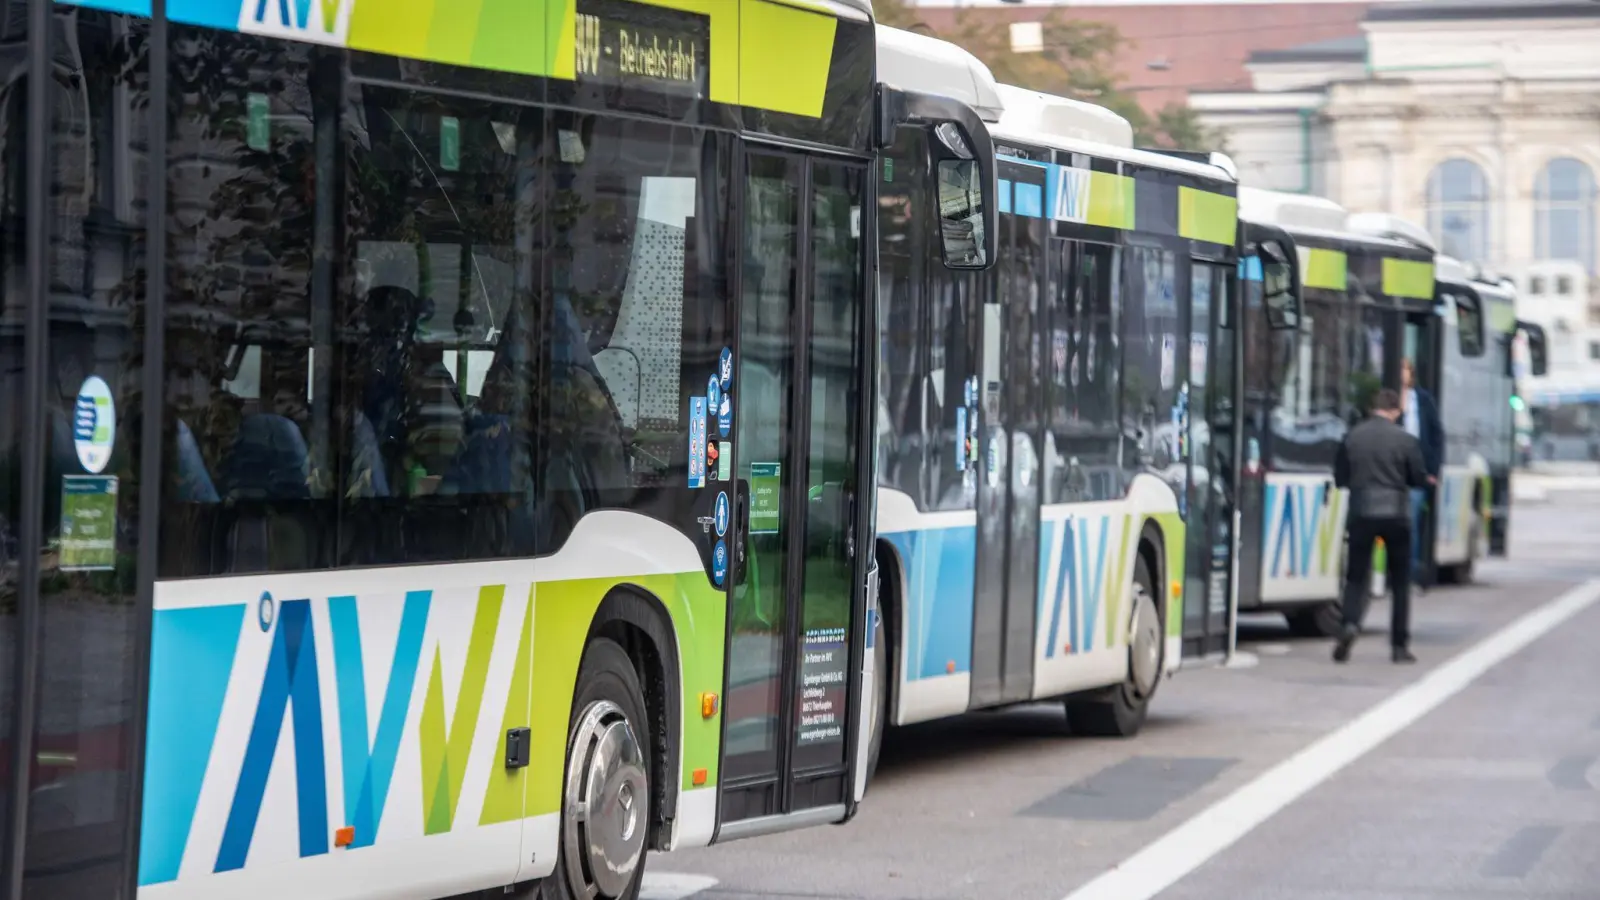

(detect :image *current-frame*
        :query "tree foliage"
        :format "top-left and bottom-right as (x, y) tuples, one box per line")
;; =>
(870, 0), (1226, 151)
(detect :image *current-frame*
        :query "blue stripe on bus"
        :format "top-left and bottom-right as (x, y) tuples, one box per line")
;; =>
(140, 604), (247, 886)
(330, 591), (432, 850)
(881, 525), (975, 680)
(1014, 182), (1044, 219)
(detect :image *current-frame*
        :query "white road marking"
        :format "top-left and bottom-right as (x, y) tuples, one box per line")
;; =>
(640, 872), (719, 900)
(1062, 578), (1600, 900)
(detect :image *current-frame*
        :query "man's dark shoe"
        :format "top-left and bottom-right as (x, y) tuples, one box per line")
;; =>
(1332, 624), (1358, 663)
(1392, 646), (1417, 665)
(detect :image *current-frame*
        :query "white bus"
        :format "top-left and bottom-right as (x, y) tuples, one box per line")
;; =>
(866, 28), (1247, 771)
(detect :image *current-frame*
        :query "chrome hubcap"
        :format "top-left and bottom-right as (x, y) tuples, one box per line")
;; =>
(562, 700), (647, 900)
(1128, 583), (1161, 697)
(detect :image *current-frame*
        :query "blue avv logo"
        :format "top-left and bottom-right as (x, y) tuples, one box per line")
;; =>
(714, 492), (730, 537)
(712, 539), (728, 586)
(719, 347), (734, 389)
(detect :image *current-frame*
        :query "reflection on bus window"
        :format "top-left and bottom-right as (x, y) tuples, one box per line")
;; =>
(159, 31), (729, 576)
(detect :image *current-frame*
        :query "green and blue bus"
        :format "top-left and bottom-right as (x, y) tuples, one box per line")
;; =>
(0, 2), (996, 899)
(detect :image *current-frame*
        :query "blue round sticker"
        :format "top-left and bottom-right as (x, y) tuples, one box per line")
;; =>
(711, 539), (728, 586)
(718, 347), (734, 390)
(714, 491), (730, 537)
(707, 375), (721, 417)
(73, 375), (115, 474)
(717, 391), (732, 438)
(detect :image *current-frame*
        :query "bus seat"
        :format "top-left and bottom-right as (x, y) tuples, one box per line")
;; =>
(445, 412), (512, 496)
(174, 419), (220, 504)
(217, 413), (310, 501)
(347, 411), (390, 498)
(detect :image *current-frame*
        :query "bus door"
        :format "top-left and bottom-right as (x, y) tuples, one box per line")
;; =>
(970, 159), (1047, 708)
(1182, 257), (1238, 659)
(1399, 300), (1443, 581)
(720, 150), (868, 829)
(1230, 227), (1299, 626)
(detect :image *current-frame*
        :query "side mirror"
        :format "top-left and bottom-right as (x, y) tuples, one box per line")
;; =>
(934, 157), (987, 269)
(1518, 320), (1549, 377)
(1260, 240), (1299, 332)
(876, 85), (997, 271)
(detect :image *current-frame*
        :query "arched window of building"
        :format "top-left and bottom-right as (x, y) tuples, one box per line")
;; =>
(1535, 157), (1596, 273)
(1426, 158), (1490, 263)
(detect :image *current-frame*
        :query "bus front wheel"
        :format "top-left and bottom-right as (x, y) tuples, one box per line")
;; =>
(865, 603), (889, 785)
(1066, 554), (1161, 737)
(1286, 601), (1344, 638)
(542, 638), (651, 900)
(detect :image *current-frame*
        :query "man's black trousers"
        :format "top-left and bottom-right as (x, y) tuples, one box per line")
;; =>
(1341, 515), (1412, 648)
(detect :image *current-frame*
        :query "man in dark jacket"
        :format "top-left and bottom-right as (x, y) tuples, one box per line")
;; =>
(1400, 358), (1444, 588)
(1333, 388), (1432, 664)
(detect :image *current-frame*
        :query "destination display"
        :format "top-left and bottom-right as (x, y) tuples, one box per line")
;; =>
(797, 626), (848, 745)
(574, 0), (709, 99)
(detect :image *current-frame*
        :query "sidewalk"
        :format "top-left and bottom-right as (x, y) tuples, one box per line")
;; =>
(1512, 463), (1600, 502)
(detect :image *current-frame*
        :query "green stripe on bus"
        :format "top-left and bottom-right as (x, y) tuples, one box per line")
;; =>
(1086, 171), (1137, 230)
(1150, 511), (1185, 637)
(739, 0), (838, 118)
(1300, 247), (1348, 291)
(527, 572), (727, 820)
(1178, 187), (1237, 246)
(158, 0), (838, 117)
(1382, 257), (1435, 300)
(1489, 300), (1517, 334)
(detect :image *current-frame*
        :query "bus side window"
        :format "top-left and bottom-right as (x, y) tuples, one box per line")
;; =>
(1454, 293), (1485, 357)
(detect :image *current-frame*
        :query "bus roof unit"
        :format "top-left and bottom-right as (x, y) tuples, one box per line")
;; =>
(876, 25), (1006, 123)
(1348, 212), (1439, 254)
(994, 83), (1134, 148)
(1238, 187), (1348, 232)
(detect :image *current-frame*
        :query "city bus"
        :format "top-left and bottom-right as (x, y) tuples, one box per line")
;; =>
(1346, 218), (1549, 581)
(0, 2), (997, 899)
(1229, 190), (1437, 636)
(869, 27), (1244, 766)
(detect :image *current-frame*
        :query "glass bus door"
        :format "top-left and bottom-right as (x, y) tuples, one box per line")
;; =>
(1183, 259), (1237, 659)
(970, 161), (1047, 708)
(1402, 305), (1443, 583)
(719, 150), (867, 831)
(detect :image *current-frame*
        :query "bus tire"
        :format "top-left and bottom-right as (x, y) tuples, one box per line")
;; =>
(1442, 529), (1478, 585)
(1066, 554), (1160, 738)
(865, 603), (889, 785)
(541, 637), (650, 900)
(1286, 601), (1343, 638)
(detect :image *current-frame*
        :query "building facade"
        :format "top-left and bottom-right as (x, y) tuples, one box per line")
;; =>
(1193, 1), (1600, 425)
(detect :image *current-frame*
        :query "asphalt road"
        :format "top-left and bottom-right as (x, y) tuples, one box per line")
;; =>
(644, 483), (1600, 900)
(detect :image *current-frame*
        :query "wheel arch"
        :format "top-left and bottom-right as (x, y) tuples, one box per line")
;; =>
(1137, 516), (1168, 630)
(873, 536), (905, 727)
(587, 586), (682, 851)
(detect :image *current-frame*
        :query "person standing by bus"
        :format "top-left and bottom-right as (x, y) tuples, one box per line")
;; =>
(1400, 358), (1443, 590)
(1333, 389), (1432, 664)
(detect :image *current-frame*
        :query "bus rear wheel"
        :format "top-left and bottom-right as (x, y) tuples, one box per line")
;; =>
(1066, 555), (1161, 738)
(542, 638), (651, 900)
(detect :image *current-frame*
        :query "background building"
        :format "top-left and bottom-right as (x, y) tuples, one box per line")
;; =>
(1188, 0), (1600, 449)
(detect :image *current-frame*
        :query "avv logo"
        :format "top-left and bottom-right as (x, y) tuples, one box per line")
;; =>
(1265, 482), (1343, 579)
(1040, 514), (1128, 659)
(239, 0), (353, 44)
(1051, 165), (1092, 224)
